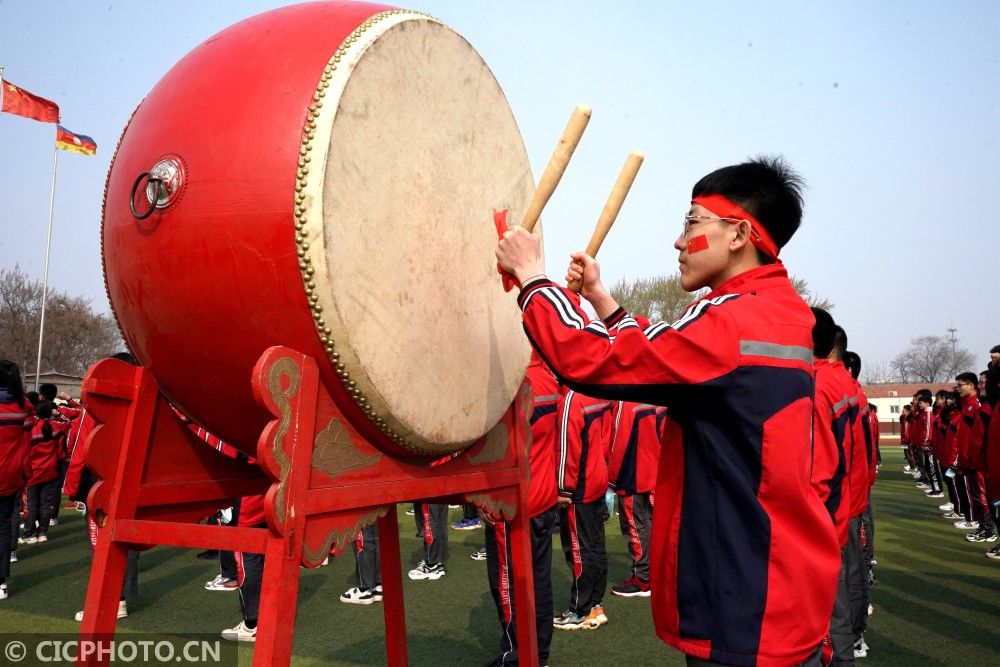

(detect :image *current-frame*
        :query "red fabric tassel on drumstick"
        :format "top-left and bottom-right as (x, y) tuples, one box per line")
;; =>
(493, 208), (519, 292)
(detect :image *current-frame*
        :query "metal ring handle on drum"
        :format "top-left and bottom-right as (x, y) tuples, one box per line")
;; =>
(129, 172), (162, 220)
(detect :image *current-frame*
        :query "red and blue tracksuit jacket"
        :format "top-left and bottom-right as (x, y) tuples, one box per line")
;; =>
(525, 358), (559, 518)
(0, 396), (33, 497)
(956, 394), (981, 469)
(847, 380), (871, 518)
(812, 359), (854, 546)
(518, 264), (839, 667)
(608, 400), (667, 496)
(556, 387), (613, 505)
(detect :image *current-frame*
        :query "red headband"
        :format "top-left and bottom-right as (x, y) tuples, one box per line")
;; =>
(691, 193), (780, 260)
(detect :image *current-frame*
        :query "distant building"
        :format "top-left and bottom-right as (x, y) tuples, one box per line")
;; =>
(862, 382), (952, 435)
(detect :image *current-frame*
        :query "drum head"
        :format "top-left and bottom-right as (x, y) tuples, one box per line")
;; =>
(300, 14), (536, 453)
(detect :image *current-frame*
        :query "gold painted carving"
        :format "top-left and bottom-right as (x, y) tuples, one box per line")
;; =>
(302, 508), (388, 563)
(267, 356), (301, 521)
(467, 492), (516, 521)
(312, 418), (381, 478)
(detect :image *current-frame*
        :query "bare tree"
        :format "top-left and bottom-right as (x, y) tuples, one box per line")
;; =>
(859, 357), (894, 385)
(610, 272), (832, 323)
(891, 334), (975, 383)
(0, 265), (122, 376)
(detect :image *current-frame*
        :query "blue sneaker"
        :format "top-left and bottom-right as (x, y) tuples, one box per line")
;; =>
(451, 517), (482, 530)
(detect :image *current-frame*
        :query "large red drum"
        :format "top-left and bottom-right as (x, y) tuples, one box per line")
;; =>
(102, 1), (536, 458)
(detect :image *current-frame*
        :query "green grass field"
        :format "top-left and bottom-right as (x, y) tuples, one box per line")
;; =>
(4, 446), (998, 665)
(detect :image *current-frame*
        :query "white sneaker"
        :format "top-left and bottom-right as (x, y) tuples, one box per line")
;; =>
(408, 561), (445, 580)
(938, 502), (954, 511)
(9, 551), (16, 563)
(49, 518), (58, 526)
(868, 603), (874, 616)
(954, 521), (979, 530)
(340, 587), (378, 605)
(75, 600), (128, 621)
(221, 620), (256, 643)
(853, 636), (868, 658)
(36, 535), (48, 543)
(0, 583), (8, 600)
(373, 584), (383, 601)
(204, 574), (239, 591)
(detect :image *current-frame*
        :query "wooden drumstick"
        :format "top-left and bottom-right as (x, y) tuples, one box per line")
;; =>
(520, 103), (592, 232)
(568, 150), (644, 293)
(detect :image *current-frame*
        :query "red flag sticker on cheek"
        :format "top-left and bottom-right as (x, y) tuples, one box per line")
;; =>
(687, 234), (709, 254)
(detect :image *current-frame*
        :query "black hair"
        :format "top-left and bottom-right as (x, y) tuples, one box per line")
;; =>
(0, 360), (25, 408)
(902, 404), (912, 412)
(935, 389), (950, 401)
(38, 383), (58, 401)
(810, 308), (836, 359)
(113, 352), (138, 365)
(35, 401), (54, 439)
(831, 326), (848, 360)
(956, 372), (979, 386)
(990, 344), (1000, 354)
(843, 351), (861, 380)
(25, 391), (40, 406)
(691, 155), (805, 264)
(916, 389), (933, 404)
(869, 404), (878, 412)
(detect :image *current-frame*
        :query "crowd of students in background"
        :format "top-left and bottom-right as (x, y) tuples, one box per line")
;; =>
(899, 345), (1000, 558)
(2, 340), (997, 664)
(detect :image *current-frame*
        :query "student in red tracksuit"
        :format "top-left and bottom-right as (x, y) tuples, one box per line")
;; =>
(842, 349), (873, 658)
(608, 399), (666, 598)
(497, 157), (839, 666)
(0, 360), (33, 600)
(223, 493), (266, 643)
(900, 405), (914, 472)
(964, 373), (995, 544)
(985, 362), (1000, 559)
(552, 385), (613, 631)
(955, 373), (994, 540)
(21, 402), (61, 543)
(911, 391), (942, 497)
(810, 313), (856, 665)
(484, 352), (560, 665)
(933, 392), (961, 516)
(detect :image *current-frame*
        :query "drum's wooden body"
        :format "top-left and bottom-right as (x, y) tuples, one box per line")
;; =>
(102, 1), (535, 458)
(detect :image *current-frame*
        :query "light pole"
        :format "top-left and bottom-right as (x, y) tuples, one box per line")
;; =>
(947, 326), (958, 377)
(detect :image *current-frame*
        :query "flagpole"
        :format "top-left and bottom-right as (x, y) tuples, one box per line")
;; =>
(34, 144), (59, 390)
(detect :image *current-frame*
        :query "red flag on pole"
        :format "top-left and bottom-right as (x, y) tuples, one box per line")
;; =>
(1, 79), (59, 123)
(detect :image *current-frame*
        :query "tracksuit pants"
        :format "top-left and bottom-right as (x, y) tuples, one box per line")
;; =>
(485, 506), (557, 666)
(922, 451), (941, 493)
(965, 470), (996, 533)
(616, 492), (652, 581)
(829, 545), (854, 665)
(235, 522), (266, 627)
(219, 499), (241, 581)
(846, 515), (867, 639)
(23, 478), (60, 538)
(955, 471), (974, 522)
(0, 495), (14, 581)
(558, 497), (607, 616)
(416, 503), (448, 567)
(354, 523), (381, 590)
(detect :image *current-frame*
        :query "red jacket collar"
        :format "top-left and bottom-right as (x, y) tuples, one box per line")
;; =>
(705, 264), (791, 300)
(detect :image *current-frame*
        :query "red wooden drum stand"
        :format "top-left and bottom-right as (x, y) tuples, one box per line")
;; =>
(76, 349), (538, 666)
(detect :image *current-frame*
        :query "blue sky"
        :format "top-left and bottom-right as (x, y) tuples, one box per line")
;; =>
(1, 1), (998, 370)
